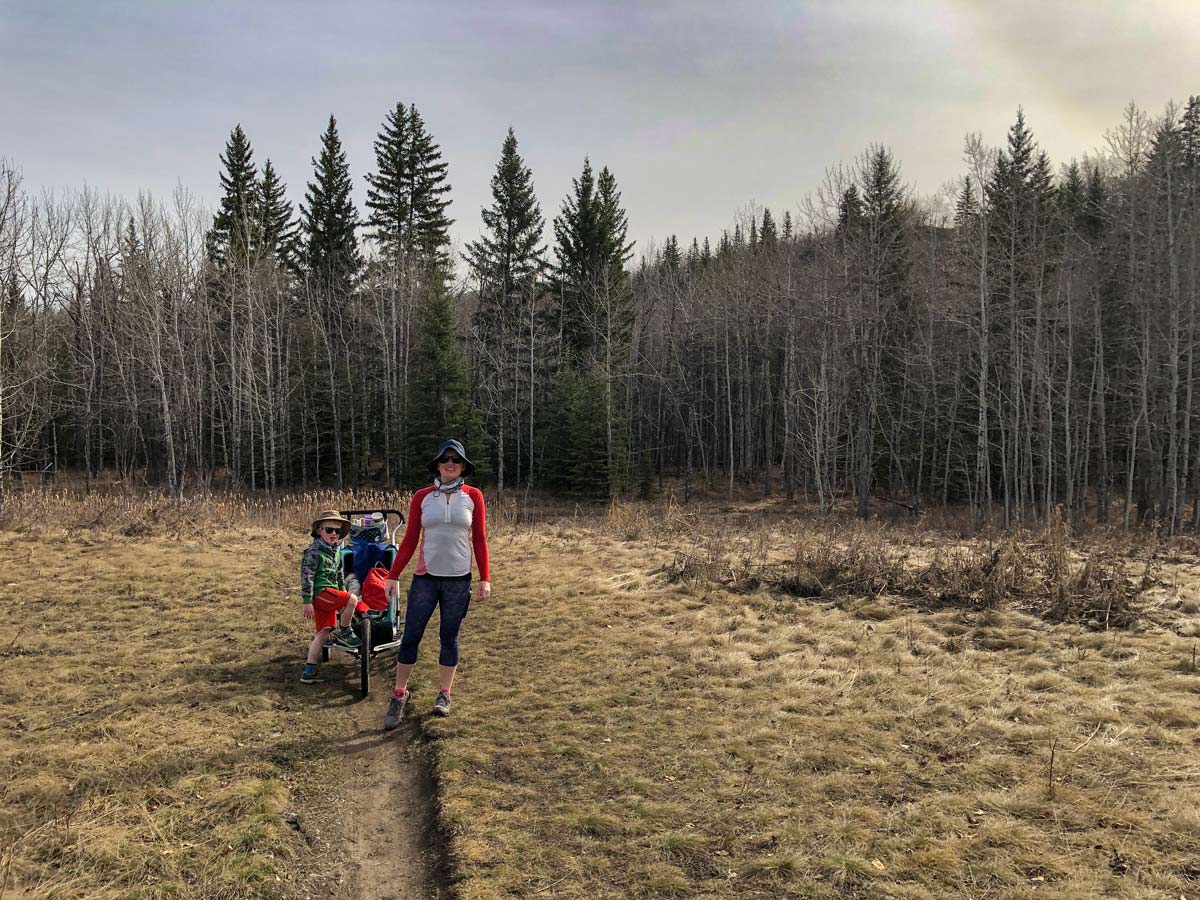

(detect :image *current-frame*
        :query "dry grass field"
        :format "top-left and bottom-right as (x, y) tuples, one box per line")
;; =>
(2, 489), (1200, 899)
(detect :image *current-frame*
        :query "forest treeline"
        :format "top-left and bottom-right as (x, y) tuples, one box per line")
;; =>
(2, 96), (1199, 530)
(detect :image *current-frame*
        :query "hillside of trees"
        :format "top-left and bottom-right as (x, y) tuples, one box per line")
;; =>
(2, 96), (1199, 530)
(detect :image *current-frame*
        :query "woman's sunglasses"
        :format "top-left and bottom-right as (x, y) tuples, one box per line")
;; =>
(436, 456), (463, 465)
(321, 526), (343, 535)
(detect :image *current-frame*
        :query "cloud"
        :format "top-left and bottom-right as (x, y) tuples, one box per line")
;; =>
(2, 0), (1197, 252)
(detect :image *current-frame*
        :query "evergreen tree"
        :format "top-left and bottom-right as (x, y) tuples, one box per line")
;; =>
(760, 208), (778, 248)
(3, 270), (21, 317)
(595, 165), (634, 276)
(953, 176), (982, 267)
(954, 176), (980, 231)
(121, 216), (143, 274)
(364, 102), (453, 272)
(837, 184), (863, 235)
(540, 367), (609, 497)
(1080, 163), (1108, 241)
(465, 128), (547, 490)
(554, 160), (634, 361)
(301, 115), (361, 295)
(257, 159), (299, 271)
(986, 109), (1056, 237)
(1182, 95), (1200, 172)
(553, 158), (600, 361)
(588, 164), (634, 494)
(365, 102), (412, 264)
(861, 146), (910, 282)
(404, 272), (487, 485)
(407, 106), (453, 267)
(782, 210), (793, 241)
(465, 128), (546, 304)
(207, 124), (258, 267)
(986, 109), (1057, 305)
(1059, 161), (1085, 214)
(843, 145), (913, 516)
(660, 235), (681, 271)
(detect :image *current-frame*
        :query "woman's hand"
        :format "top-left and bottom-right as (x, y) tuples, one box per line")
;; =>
(385, 579), (399, 601)
(303, 603), (315, 621)
(476, 580), (491, 601)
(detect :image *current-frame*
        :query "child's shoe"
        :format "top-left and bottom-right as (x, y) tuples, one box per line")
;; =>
(300, 663), (325, 684)
(331, 626), (361, 649)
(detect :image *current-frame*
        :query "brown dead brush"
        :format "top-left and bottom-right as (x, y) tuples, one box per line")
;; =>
(1, 486), (418, 541)
(665, 516), (1158, 628)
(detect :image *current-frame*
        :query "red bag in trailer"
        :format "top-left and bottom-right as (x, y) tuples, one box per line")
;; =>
(361, 565), (390, 611)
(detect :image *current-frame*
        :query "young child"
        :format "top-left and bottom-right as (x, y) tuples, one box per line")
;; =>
(299, 510), (362, 684)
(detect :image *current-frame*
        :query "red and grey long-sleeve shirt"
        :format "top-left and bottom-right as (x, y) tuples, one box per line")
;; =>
(387, 485), (490, 581)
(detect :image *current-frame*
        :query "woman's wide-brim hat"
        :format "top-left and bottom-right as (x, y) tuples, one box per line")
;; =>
(428, 439), (476, 476)
(311, 510), (351, 538)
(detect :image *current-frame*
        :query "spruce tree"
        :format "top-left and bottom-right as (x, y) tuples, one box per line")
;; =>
(553, 160), (634, 364)
(404, 272), (487, 485)
(595, 165), (633, 275)
(760, 208), (778, 248)
(553, 158), (600, 361)
(953, 175), (980, 251)
(408, 106), (453, 267)
(365, 102), (453, 273)
(1057, 160), (1087, 227)
(540, 367), (609, 497)
(861, 146), (910, 286)
(986, 109), (1056, 242)
(4, 270), (21, 317)
(207, 124), (258, 267)
(566, 369), (610, 496)
(257, 159), (299, 271)
(837, 184), (864, 236)
(589, 164), (634, 494)
(301, 115), (361, 296)
(465, 128), (545, 302)
(1081, 163), (1108, 242)
(465, 128), (546, 488)
(660, 235), (681, 271)
(365, 102), (411, 261)
(1182, 95), (1200, 172)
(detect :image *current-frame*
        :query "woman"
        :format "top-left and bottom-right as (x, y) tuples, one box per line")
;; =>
(383, 439), (491, 729)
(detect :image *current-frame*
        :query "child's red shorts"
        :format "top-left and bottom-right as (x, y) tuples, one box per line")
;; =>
(311, 588), (352, 631)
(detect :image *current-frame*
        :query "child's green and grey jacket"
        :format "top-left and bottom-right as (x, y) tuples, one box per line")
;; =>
(299, 539), (360, 603)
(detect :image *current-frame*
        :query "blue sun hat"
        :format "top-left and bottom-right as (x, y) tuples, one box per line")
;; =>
(429, 439), (476, 477)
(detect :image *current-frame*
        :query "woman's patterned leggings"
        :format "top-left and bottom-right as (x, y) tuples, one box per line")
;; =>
(397, 573), (472, 667)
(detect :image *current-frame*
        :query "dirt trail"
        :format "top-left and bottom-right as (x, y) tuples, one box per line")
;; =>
(332, 695), (450, 900)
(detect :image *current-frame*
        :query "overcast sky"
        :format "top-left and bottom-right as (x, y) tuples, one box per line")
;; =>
(2, 0), (1197, 262)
